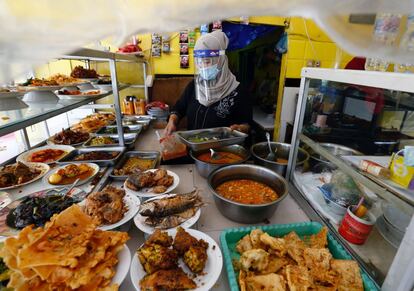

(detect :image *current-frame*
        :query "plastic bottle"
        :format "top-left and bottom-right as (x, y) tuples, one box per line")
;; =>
(365, 13), (402, 72)
(395, 14), (414, 73)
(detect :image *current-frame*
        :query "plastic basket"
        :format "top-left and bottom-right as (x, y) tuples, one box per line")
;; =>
(219, 221), (379, 291)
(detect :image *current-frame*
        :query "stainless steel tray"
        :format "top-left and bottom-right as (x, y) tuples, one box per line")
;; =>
(175, 127), (248, 151)
(82, 135), (136, 149)
(95, 124), (142, 136)
(109, 150), (160, 180)
(57, 146), (126, 166)
(122, 119), (150, 130)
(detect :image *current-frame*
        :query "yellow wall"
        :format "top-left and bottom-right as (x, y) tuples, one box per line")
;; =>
(285, 17), (354, 78)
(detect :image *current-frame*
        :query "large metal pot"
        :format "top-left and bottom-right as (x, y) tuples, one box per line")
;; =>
(207, 164), (288, 223)
(190, 145), (250, 178)
(310, 143), (362, 169)
(250, 142), (309, 176)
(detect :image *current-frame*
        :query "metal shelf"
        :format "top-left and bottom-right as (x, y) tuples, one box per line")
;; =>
(0, 86), (128, 137)
(63, 48), (145, 62)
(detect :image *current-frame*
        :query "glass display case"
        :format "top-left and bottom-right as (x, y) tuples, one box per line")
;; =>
(287, 68), (414, 289)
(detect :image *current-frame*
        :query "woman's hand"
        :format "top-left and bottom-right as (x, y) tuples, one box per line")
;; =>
(164, 114), (179, 136)
(230, 124), (250, 134)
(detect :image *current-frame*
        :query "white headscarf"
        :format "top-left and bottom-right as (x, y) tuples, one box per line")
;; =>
(194, 31), (240, 107)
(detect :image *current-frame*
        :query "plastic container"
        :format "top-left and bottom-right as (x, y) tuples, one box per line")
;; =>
(220, 221), (379, 291)
(339, 206), (376, 245)
(159, 134), (187, 161)
(365, 13), (402, 71)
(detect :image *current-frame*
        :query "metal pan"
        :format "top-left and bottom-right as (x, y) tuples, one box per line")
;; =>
(82, 134), (136, 149)
(175, 127), (248, 151)
(57, 146), (125, 166)
(95, 124), (142, 136)
(110, 151), (160, 180)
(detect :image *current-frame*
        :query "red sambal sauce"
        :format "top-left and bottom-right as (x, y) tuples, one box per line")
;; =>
(215, 179), (278, 204)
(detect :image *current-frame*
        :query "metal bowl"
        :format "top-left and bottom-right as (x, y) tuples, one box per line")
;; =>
(310, 143), (362, 167)
(250, 142), (309, 176)
(190, 145), (250, 178)
(207, 164), (288, 223)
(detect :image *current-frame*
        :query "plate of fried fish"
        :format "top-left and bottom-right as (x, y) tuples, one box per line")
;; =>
(134, 190), (202, 234)
(130, 227), (223, 291)
(81, 186), (140, 230)
(124, 168), (179, 198)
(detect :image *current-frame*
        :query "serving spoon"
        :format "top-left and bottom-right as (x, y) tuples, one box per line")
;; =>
(265, 132), (276, 161)
(210, 148), (221, 160)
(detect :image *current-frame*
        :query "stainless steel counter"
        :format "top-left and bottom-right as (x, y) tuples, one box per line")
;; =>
(118, 126), (309, 291)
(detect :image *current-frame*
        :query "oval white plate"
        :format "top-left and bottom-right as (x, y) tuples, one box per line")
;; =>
(0, 162), (50, 191)
(43, 163), (99, 187)
(16, 145), (75, 164)
(79, 193), (140, 231)
(124, 169), (179, 199)
(112, 245), (131, 286)
(130, 228), (223, 291)
(18, 85), (63, 91)
(55, 89), (108, 99)
(134, 193), (200, 234)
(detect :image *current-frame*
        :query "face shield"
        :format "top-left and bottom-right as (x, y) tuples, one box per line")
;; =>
(194, 49), (223, 81)
(194, 49), (225, 106)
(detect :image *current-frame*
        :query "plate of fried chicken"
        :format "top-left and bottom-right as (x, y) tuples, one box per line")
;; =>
(130, 227), (223, 291)
(124, 168), (179, 198)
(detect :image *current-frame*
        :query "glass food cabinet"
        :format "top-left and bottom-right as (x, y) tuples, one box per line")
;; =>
(287, 68), (414, 290)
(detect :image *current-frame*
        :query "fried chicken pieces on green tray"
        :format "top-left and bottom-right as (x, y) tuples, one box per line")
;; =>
(137, 227), (209, 290)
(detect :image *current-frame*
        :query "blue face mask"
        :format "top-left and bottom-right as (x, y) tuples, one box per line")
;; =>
(199, 64), (220, 80)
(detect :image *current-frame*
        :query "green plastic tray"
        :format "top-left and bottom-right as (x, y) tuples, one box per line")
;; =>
(219, 221), (379, 291)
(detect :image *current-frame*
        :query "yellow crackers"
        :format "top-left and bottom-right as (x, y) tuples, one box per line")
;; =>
(0, 205), (129, 291)
(235, 227), (363, 291)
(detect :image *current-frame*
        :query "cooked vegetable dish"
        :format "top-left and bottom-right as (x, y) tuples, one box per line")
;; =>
(113, 157), (156, 176)
(89, 136), (116, 146)
(197, 151), (243, 164)
(100, 127), (132, 134)
(188, 134), (220, 143)
(6, 194), (77, 229)
(73, 151), (119, 161)
(215, 179), (278, 204)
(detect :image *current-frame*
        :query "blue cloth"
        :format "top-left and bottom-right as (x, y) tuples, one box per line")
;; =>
(222, 22), (278, 51)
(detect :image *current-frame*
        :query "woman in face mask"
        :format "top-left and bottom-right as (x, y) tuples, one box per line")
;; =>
(164, 30), (252, 135)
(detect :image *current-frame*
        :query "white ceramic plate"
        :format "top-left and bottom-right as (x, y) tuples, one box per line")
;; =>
(79, 193), (140, 231)
(55, 89), (108, 99)
(134, 193), (201, 234)
(16, 145), (75, 164)
(130, 228), (223, 291)
(0, 91), (23, 99)
(112, 245), (132, 286)
(42, 163), (99, 187)
(124, 169), (179, 199)
(17, 85), (63, 91)
(0, 162), (50, 190)
(93, 84), (113, 92)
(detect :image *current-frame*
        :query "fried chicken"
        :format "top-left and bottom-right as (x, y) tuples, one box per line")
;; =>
(183, 243), (208, 274)
(139, 268), (196, 291)
(173, 227), (199, 256)
(137, 244), (178, 274)
(145, 229), (173, 247)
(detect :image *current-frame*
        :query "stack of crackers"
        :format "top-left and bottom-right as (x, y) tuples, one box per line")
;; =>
(236, 227), (363, 291)
(0, 205), (129, 291)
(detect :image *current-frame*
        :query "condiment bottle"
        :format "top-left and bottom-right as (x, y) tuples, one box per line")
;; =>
(124, 96), (137, 115)
(134, 99), (146, 115)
